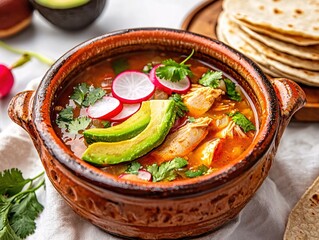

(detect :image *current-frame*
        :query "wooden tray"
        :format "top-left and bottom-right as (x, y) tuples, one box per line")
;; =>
(181, 0), (319, 122)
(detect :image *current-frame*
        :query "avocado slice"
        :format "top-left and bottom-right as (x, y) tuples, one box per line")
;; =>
(82, 100), (176, 166)
(84, 102), (151, 144)
(35, 0), (89, 9)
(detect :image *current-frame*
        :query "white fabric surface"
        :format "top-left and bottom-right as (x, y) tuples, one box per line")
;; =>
(0, 78), (318, 240)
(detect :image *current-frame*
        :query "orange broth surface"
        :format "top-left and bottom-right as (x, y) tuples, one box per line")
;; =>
(53, 51), (257, 181)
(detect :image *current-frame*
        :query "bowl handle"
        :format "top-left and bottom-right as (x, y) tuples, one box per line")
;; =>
(271, 78), (306, 141)
(8, 90), (37, 141)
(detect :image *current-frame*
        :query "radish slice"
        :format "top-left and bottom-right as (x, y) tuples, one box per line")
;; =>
(87, 96), (123, 120)
(150, 65), (191, 94)
(119, 170), (152, 182)
(110, 103), (141, 122)
(112, 71), (155, 103)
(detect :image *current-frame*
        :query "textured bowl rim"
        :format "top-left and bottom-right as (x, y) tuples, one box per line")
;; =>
(33, 28), (279, 198)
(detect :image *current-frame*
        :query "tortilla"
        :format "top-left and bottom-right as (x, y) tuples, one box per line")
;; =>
(237, 28), (319, 71)
(284, 176), (319, 240)
(229, 17), (319, 46)
(217, 13), (319, 87)
(223, 0), (319, 41)
(241, 26), (319, 61)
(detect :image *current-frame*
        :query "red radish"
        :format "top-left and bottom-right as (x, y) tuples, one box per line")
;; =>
(87, 96), (123, 120)
(112, 70), (155, 103)
(110, 103), (141, 122)
(119, 170), (152, 182)
(0, 64), (14, 98)
(150, 65), (191, 94)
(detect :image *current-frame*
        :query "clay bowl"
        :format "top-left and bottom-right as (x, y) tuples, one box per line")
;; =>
(8, 28), (305, 239)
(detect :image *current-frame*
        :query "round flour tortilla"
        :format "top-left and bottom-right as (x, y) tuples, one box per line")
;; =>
(230, 17), (319, 46)
(284, 176), (319, 240)
(223, 0), (319, 40)
(237, 28), (319, 71)
(241, 26), (319, 60)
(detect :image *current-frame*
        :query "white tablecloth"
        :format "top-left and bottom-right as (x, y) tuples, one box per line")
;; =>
(1, 1), (319, 239)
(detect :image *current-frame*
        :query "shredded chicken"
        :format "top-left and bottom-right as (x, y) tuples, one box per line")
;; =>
(182, 84), (224, 117)
(151, 117), (212, 163)
(215, 115), (247, 139)
(190, 138), (221, 167)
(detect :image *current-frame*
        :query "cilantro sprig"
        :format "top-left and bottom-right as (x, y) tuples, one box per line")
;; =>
(229, 111), (256, 132)
(224, 78), (242, 102)
(70, 83), (106, 107)
(156, 50), (194, 82)
(0, 169), (45, 239)
(169, 93), (188, 119)
(185, 165), (208, 178)
(198, 70), (222, 88)
(147, 157), (188, 182)
(56, 107), (91, 134)
(125, 162), (141, 175)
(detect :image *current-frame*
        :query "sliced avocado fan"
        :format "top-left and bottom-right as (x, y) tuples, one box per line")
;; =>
(82, 100), (176, 166)
(35, 0), (89, 9)
(84, 101), (151, 144)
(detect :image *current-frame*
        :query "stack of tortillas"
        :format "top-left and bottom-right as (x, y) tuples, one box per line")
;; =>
(217, 0), (319, 86)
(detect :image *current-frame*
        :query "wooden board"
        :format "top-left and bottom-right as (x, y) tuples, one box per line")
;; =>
(181, 0), (319, 122)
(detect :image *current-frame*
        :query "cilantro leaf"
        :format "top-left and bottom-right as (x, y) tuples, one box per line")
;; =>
(9, 193), (44, 239)
(229, 111), (256, 132)
(224, 79), (242, 101)
(155, 50), (194, 82)
(70, 83), (89, 105)
(187, 116), (195, 123)
(111, 58), (129, 75)
(185, 165), (208, 178)
(0, 169), (30, 197)
(147, 157), (188, 182)
(125, 162), (141, 175)
(57, 106), (73, 122)
(82, 87), (106, 107)
(70, 83), (106, 107)
(169, 94), (188, 118)
(0, 169), (45, 240)
(67, 117), (91, 134)
(198, 70), (222, 88)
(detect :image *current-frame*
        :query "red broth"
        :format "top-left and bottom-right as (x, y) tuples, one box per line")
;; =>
(53, 51), (258, 182)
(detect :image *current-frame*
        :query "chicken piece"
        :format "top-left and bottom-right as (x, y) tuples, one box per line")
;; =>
(215, 115), (247, 139)
(189, 138), (221, 167)
(151, 117), (212, 163)
(182, 84), (224, 117)
(153, 89), (169, 100)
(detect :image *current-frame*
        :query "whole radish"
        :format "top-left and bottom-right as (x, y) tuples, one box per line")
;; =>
(0, 64), (14, 98)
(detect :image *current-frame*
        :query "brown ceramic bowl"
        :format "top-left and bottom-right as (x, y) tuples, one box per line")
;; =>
(8, 28), (305, 239)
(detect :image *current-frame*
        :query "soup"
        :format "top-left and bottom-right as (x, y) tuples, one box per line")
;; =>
(53, 50), (257, 182)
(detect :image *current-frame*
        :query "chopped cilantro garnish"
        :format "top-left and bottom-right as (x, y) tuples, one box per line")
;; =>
(0, 169), (45, 239)
(70, 83), (89, 105)
(169, 93), (188, 119)
(101, 120), (111, 128)
(70, 83), (106, 107)
(82, 87), (106, 107)
(229, 111), (256, 132)
(156, 50), (194, 82)
(67, 116), (91, 134)
(125, 162), (141, 175)
(111, 58), (129, 75)
(147, 157), (188, 182)
(185, 165), (209, 178)
(187, 116), (195, 123)
(57, 106), (73, 122)
(198, 70), (222, 88)
(142, 63), (153, 73)
(224, 78), (242, 101)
